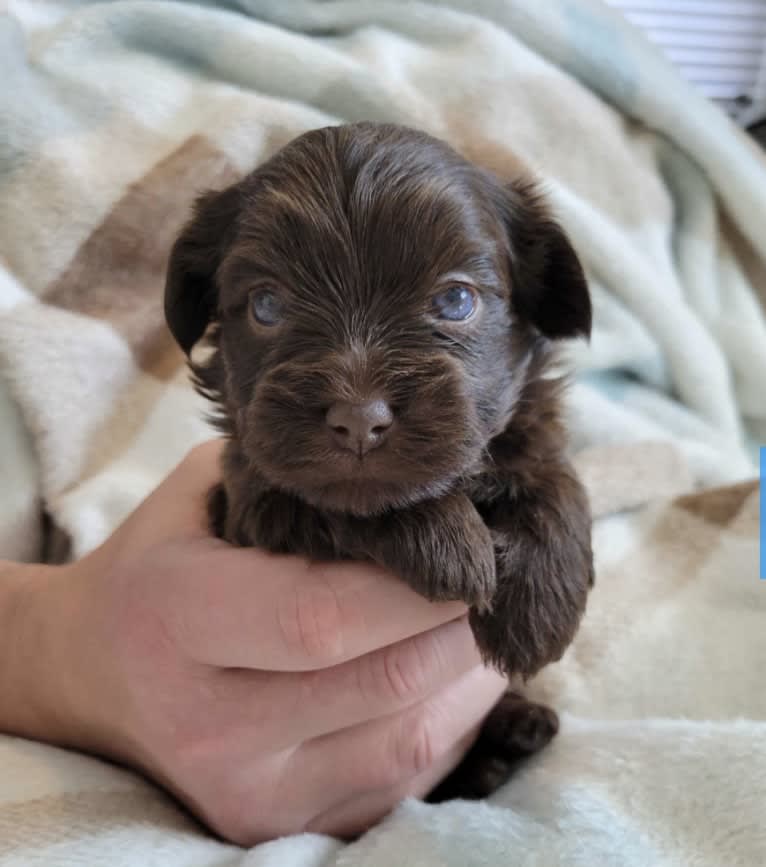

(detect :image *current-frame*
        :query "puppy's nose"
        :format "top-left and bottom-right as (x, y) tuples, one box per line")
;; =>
(326, 398), (394, 455)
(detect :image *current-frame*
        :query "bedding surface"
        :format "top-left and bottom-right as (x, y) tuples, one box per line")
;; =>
(0, 1), (765, 864)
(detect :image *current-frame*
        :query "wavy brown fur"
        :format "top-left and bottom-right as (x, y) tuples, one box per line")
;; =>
(164, 122), (594, 800)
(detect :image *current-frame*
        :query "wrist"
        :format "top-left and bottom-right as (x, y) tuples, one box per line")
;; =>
(0, 558), (99, 751)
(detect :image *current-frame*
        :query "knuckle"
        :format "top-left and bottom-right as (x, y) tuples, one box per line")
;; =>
(277, 578), (345, 666)
(391, 710), (440, 780)
(373, 635), (432, 704)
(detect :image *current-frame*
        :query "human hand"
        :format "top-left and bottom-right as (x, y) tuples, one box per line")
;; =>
(2, 442), (505, 845)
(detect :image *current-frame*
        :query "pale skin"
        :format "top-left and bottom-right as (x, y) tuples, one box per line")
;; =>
(0, 441), (506, 846)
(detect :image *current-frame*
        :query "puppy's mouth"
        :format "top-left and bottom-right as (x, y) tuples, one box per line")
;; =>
(254, 436), (469, 516)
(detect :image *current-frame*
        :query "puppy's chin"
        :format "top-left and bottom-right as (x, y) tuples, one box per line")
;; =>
(248, 432), (483, 517)
(291, 475), (459, 517)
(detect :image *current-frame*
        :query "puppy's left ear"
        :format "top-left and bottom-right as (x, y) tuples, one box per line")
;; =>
(490, 176), (592, 340)
(164, 183), (241, 355)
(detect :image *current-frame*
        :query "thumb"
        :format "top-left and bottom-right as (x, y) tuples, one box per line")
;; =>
(115, 440), (227, 546)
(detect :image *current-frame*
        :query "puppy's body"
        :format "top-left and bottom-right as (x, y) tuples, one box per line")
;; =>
(165, 123), (594, 799)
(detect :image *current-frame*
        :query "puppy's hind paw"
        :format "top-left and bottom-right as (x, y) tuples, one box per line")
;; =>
(426, 691), (559, 802)
(482, 691), (559, 757)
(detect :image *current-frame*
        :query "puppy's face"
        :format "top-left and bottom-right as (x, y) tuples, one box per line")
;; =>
(165, 123), (590, 516)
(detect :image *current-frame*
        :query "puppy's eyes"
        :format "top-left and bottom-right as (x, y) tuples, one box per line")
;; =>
(431, 284), (477, 322)
(250, 288), (283, 326)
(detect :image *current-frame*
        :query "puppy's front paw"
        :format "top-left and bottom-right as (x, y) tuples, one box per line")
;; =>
(425, 505), (497, 611)
(469, 529), (591, 678)
(223, 486), (340, 559)
(384, 493), (497, 611)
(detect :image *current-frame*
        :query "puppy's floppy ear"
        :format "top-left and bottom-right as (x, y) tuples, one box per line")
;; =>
(490, 175), (591, 340)
(164, 184), (241, 355)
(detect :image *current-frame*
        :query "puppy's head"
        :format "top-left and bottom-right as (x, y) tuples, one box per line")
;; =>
(165, 123), (590, 516)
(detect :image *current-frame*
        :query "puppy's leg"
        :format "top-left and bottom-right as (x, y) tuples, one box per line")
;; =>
(213, 483), (497, 611)
(219, 486), (341, 560)
(343, 491), (497, 612)
(470, 459), (593, 679)
(427, 690), (558, 801)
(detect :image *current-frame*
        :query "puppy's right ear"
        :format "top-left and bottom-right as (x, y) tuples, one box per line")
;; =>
(164, 184), (241, 355)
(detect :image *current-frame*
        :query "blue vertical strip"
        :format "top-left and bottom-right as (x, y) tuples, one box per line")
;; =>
(761, 447), (765, 579)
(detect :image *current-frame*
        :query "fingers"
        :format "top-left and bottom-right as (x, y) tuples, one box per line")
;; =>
(165, 545), (467, 670)
(287, 665), (507, 815)
(132, 441), (468, 672)
(224, 615), (484, 748)
(304, 731), (476, 838)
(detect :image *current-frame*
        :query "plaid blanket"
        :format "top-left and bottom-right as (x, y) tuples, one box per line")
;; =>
(0, 1), (764, 864)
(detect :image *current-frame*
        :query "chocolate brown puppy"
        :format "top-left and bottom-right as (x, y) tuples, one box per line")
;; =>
(164, 122), (594, 799)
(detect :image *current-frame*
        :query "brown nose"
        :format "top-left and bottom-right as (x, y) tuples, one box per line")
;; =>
(326, 398), (394, 455)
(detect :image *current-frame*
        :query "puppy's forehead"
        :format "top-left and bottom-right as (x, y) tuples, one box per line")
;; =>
(227, 126), (501, 304)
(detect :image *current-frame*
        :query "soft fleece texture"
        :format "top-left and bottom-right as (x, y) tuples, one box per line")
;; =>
(0, 1), (765, 864)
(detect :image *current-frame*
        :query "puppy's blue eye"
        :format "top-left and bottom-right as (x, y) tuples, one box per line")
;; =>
(250, 288), (283, 326)
(432, 284), (476, 321)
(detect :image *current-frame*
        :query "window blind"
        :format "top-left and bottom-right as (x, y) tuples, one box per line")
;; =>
(604, 0), (766, 123)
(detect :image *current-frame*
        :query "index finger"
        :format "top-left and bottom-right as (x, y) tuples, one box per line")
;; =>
(160, 542), (468, 671)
